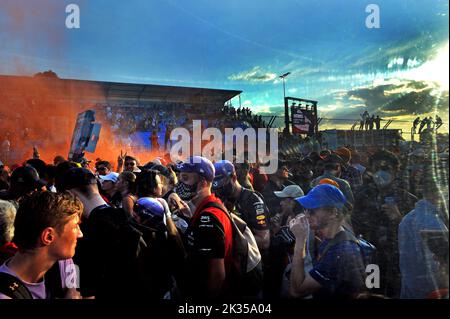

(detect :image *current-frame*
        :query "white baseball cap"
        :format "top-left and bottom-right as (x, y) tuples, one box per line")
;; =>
(274, 185), (304, 198)
(99, 172), (119, 183)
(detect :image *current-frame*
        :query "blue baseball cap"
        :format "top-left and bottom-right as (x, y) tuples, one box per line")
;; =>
(295, 184), (347, 209)
(178, 156), (215, 182)
(213, 160), (235, 189)
(134, 197), (165, 228)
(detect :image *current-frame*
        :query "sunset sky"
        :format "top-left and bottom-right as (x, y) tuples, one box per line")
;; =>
(0, 0), (448, 136)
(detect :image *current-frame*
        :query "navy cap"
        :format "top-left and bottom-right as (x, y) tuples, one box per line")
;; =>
(11, 165), (47, 190)
(296, 184), (347, 209)
(134, 197), (165, 228)
(178, 156), (215, 182)
(213, 160), (235, 189)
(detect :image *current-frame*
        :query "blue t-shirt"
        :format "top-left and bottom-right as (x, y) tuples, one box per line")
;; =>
(309, 233), (367, 298)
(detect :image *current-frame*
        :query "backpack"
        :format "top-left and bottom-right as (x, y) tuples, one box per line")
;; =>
(317, 229), (377, 267)
(0, 259), (66, 299)
(0, 272), (32, 299)
(93, 204), (188, 299)
(201, 201), (263, 297)
(88, 206), (172, 298)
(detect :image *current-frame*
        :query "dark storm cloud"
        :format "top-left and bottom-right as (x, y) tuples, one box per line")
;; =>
(345, 80), (449, 117)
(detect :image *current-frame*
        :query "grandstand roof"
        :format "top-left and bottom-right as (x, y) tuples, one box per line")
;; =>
(0, 74), (242, 105)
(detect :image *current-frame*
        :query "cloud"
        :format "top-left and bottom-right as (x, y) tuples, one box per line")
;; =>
(345, 80), (449, 117)
(242, 100), (252, 106)
(228, 66), (277, 83)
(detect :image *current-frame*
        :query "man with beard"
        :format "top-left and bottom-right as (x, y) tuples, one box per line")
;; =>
(175, 156), (233, 299)
(234, 161), (254, 191)
(352, 150), (417, 298)
(212, 160), (270, 253)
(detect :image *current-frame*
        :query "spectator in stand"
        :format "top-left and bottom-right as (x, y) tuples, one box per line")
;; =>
(368, 115), (375, 130)
(418, 117), (428, 134)
(412, 117), (421, 134)
(375, 115), (382, 130)
(435, 115), (443, 131)
(360, 111), (369, 130)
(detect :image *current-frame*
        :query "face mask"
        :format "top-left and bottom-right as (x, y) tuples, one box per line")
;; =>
(373, 170), (393, 188)
(214, 181), (234, 199)
(175, 181), (198, 201)
(302, 170), (314, 179)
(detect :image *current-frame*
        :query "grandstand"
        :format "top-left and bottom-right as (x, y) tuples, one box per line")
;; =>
(0, 74), (242, 154)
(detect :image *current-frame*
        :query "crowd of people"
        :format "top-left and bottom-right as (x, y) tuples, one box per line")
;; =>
(412, 115), (443, 134)
(359, 111), (383, 130)
(93, 103), (264, 153)
(222, 105), (269, 129)
(0, 134), (448, 300)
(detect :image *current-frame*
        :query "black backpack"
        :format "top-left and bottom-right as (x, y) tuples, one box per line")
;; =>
(0, 262), (64, 299)
(0, 272), (32, 299)
(90, 205), (182, 298)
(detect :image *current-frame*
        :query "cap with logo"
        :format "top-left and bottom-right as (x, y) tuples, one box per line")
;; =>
(178, 156), (215, 182)
(134, 197), (166, 229)
(212, 160), (235, 189)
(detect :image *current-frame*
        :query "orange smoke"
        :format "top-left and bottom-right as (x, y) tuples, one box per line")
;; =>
(0, 75), (166, 168)
(0, 1), (167, 167)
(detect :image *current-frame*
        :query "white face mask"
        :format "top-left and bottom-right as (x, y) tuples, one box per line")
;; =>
(373, 170), (393, 188)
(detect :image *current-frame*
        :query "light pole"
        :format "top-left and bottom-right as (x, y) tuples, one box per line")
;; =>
(279, 72), (291, 135)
